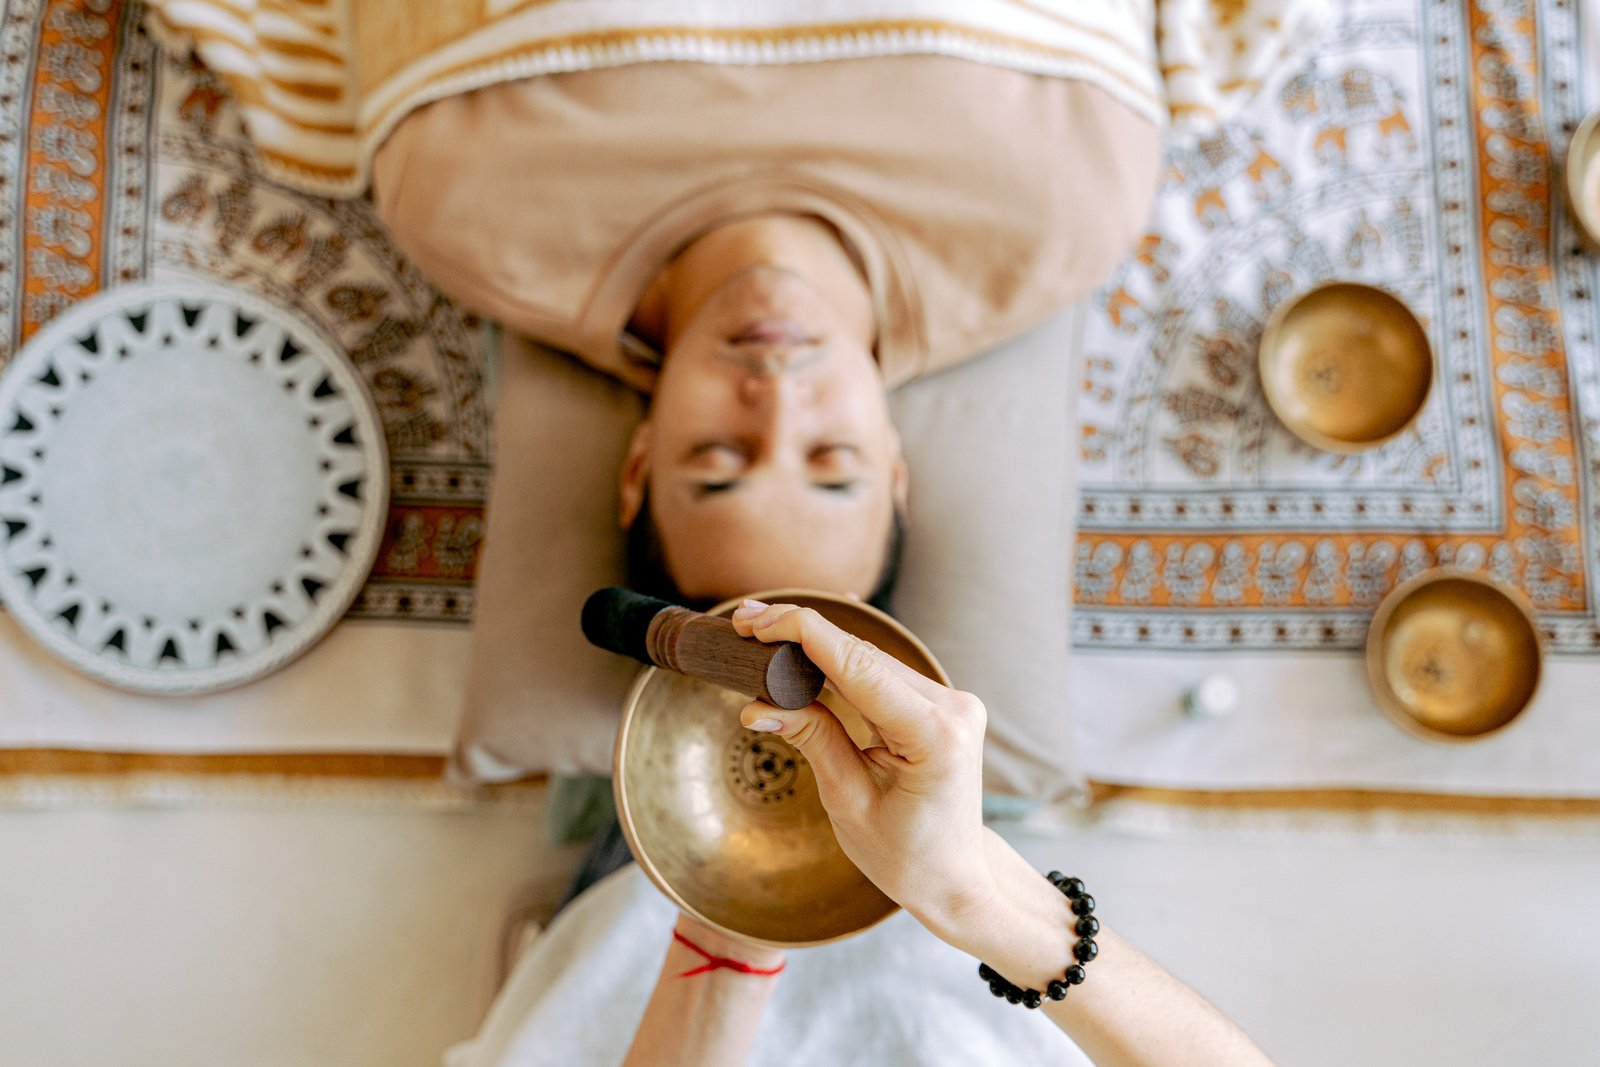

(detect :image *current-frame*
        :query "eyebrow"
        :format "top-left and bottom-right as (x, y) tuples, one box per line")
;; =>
(814, 443), (863, 459)
(682, 441), (739, 463)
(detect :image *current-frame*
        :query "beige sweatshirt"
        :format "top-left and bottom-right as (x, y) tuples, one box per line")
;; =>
(372, 56), (1159, 391)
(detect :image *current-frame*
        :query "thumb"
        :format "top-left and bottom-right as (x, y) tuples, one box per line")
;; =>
(740, 700), (869, 806)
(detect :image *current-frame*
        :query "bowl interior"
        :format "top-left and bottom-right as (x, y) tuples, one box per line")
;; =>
(1366, 573), (1542, 739)
(1260, 283), (1433, 452)
(616, 590), (947, 947)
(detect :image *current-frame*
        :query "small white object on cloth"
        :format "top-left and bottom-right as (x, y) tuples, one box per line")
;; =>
(1183, 673), (1240, 719)
(447, 865), (1089, 1067)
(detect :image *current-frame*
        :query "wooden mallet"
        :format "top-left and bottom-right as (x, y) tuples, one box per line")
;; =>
(581, 587), (826, 709)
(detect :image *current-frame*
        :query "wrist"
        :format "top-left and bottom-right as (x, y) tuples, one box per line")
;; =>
(926, 831), (1080, 991)
(907, 826), (1018, 945)
(672, 914), (787, 973)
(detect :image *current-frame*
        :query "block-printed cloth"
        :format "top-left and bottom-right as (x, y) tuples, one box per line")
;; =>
(0, 0), (487, 787)
(1071, 0), (1600, 797)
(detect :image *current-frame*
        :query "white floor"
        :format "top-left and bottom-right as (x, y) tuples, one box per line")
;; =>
(1008, 822), (1600, 1067)
(1, 797), (1595, 1066)
(0, 798), (580, 1067)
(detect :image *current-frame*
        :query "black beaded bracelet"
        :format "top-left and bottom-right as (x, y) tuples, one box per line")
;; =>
(977, 871), (1098, 1009)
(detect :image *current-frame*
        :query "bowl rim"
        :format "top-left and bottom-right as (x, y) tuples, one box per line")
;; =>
(1258, 280), (1435, 454)
(612, 587), (948, 948)
(1363, 567), (1544, 743)
(1566, 109), (1600, 250)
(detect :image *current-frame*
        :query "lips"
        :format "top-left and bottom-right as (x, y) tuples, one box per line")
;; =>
(728, 319), (817, 347)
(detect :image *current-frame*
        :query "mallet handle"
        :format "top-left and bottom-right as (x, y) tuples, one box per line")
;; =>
(581, 587), (824, 710)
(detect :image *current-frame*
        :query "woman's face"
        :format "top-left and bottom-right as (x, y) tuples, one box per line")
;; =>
(619, 261), (906, 604)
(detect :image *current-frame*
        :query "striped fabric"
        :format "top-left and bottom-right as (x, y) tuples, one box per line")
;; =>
(142, 0), (1327, 196)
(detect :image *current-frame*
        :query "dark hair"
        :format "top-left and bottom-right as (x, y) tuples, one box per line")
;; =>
(625, 489), (905, 614)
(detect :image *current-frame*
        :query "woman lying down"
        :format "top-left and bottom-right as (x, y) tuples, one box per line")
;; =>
(361, 3), (1325, 1063)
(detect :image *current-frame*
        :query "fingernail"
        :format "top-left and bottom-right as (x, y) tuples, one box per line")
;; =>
(734, 599), (766, 618)
(747, 718), (783, 733)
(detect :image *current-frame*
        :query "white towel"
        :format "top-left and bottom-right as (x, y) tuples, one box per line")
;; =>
(449, 865), (1090, 1067)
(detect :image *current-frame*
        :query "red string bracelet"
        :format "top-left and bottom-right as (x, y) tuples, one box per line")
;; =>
(672, 930), (786, 978)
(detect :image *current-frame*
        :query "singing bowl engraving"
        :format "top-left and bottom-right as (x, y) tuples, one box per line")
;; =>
(1365, 570), (1543, 741)
(725, 732), (806, 807)
(1567, 109), (1600, 250)
(615, 589), (949, 948)
(1259, 282), (1433, 452)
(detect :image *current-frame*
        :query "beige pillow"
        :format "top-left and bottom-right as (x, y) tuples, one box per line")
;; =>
(887, 306), (1082, 803)
(455, 309), (1083, 803)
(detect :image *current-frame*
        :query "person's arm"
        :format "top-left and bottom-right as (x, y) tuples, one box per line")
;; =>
(938, 829), (1271, 1065)
(730, 599), (1274, 1067)
(620, 912), (785, 1067)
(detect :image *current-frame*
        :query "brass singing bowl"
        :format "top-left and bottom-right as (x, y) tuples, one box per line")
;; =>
(1365, 569), (1543, 741)
(1259, 282), (1434, 453)
(614, 589), (950, 948)
(1568, 109), (1600, 250)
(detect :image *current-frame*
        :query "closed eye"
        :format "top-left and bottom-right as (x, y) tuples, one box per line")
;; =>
(694, 481), (739, 498)
(694, 480), (855, 499)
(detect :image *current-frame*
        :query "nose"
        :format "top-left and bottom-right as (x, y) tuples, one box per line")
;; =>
(735, 364), (815, 465)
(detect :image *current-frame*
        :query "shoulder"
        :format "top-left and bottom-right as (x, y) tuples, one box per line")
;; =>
(873, 69), (1161, 383)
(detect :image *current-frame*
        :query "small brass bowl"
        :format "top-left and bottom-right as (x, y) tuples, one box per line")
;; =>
(1567, 109), (1600, 249)
(614, 589), (949, 948)
(1365, 569), (1543, 741)
(1259, 282), (1434, 452)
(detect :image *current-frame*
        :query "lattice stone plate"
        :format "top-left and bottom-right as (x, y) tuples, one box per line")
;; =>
(0, 281), (388, 695)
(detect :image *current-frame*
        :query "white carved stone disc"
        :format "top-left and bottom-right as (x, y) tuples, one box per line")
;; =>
(0, 281), (388, 695)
